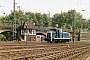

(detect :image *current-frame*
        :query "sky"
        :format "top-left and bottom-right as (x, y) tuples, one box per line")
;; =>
(0, 0), (90, 19)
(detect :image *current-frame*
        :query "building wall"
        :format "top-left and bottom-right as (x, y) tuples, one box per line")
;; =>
(36, 35), (45, 41)
(20, 29), (37, 41)
(21, 29), (36, 35)
(26, 35), (36, 41)
(36, 35), (42, 41)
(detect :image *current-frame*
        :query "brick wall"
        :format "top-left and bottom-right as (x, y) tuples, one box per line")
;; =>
(26, 35), (36, 41)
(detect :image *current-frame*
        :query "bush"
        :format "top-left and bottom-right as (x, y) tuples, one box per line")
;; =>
(0, 34), (6, 41)
(1, 31), (12, 41)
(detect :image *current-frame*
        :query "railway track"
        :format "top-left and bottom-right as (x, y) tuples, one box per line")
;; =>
(0, 41), (90, 60)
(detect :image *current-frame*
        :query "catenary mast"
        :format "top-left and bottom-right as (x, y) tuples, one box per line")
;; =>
(12, 0), (16, 40)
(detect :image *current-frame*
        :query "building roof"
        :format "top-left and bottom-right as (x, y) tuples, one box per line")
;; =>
(18, 22), (39, 30)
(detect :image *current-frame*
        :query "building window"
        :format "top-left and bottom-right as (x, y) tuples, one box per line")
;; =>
(37, 36), (40, 38)
(30, 37), (31, 41)
(34, 37), (36, 41)
(29, 29), (32, 34)
(32, 30), (36, 34)
(24, 29), (27, 33)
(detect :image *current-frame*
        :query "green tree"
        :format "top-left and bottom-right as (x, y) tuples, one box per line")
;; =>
(25, 12), (37, 23)
(0, 10), (89, 33)
(51, 10), (83, 32)
(35, 13), (43, 26)
(42, 14), (51, 27)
